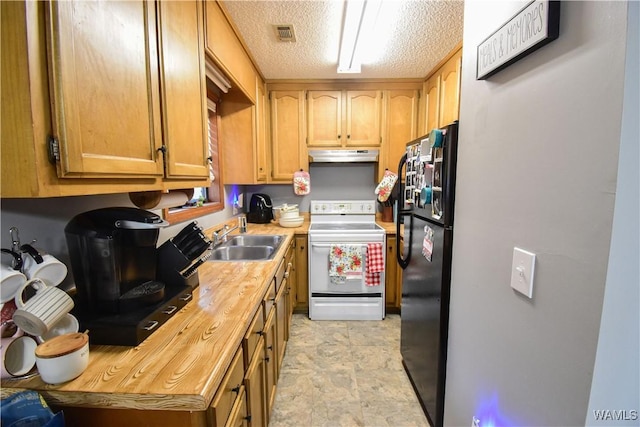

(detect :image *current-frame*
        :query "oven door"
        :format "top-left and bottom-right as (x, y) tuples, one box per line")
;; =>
(308, 233), (385, 296)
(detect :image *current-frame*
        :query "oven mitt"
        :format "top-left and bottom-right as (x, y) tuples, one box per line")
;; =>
(293, 170), (310, 195)
(375, 170), (398, 202)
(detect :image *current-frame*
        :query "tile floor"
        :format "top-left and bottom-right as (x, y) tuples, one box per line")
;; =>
(268, 314), (431, 427)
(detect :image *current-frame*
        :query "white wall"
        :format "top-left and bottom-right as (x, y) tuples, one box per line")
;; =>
(586, 2), (639, 424)
(446, 1), (630, 426)
(244, 162), (379, 212)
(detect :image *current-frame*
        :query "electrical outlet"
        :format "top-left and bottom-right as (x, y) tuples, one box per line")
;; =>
(472, 416), (480, 427)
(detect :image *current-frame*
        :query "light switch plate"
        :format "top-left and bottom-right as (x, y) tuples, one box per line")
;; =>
(511, 247), (535, 298)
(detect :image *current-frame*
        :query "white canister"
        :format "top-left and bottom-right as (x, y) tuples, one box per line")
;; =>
(35, 332), (89, 384)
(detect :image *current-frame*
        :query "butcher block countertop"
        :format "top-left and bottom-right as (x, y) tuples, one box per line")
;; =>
(1, 220), (308, 412)
(1, 215), (395, 412)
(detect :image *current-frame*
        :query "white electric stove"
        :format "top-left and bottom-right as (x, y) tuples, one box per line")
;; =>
(307, 200), (386, 320)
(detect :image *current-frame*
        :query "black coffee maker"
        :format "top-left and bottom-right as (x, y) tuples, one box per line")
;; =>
(65, 207), (169, 315)
(247, 193), (274, 224)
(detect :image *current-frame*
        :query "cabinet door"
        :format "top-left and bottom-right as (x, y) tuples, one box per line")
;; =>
(269, 91), (306, 182)
(345, 90), (381, 147)
(158, 0), (209, 179)
(294, 236), (308, 310)
(274, 283), (287, 374)
(263, 309), (277, 420)
(385, 236), (400, 310)
(47, 1), (163, 177)
(423, 75), (440, 134)
(226, 387), (249, 427)
(244, 335), (266, 427)
(438, 49), (462, 128)
(256, 79), (268, 182)
(204, 0), (256, 102)
(208, 347), (245, 427)
(380, 90), (419, 181)
(307, 90), (342, 147)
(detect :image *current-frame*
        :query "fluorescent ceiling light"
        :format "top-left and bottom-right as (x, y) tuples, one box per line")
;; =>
(337, 0), (382, 73)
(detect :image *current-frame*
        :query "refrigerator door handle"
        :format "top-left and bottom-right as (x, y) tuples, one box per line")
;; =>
(396, 152), (412, 270)
(396, 212), (412, 270)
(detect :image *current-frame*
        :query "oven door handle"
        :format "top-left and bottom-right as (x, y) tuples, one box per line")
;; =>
(310, 243), (370, 248)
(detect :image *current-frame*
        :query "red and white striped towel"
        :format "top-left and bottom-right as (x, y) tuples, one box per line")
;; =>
(366, 242), (384, 287)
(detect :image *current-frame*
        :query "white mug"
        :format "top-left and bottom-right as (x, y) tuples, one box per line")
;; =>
(22, 254), (67, 286)
(22, 252), (67, 287)
(12, 279), (74, 336)
(1, 263), (27, 303)
(1, 323), (37, 379)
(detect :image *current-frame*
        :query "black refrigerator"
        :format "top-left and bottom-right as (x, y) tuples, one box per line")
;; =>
(396, 121), (458, 427)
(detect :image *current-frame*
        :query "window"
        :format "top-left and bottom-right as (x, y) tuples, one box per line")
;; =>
(163, 89), (225, 224)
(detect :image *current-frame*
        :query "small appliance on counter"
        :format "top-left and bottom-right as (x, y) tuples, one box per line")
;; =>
(247, 193), (274, 224)
(64, 208), (199, 346)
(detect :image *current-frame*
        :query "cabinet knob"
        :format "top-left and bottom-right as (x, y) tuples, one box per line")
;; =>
(337, 134), (341, 139)
(347, 134), (351, 139)
(206, 156), (212, 163)
(231, 385), (241, 394)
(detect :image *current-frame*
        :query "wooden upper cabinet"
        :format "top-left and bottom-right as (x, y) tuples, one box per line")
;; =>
(438, 49), (462, 128)
(307, 91), (341, 147)
(380, 90), (419, 181)
(269, 91), (307, 182)
(158, 0), (209, 179)
(47, 1), (163, 177)
(421, 47), (461, 134)
(255, 79), (268, 182)
(307, 90), (381, 148)
(423, 75), (440, 135)
(204, 0), (256, 103)
(345, 90), (381, 147)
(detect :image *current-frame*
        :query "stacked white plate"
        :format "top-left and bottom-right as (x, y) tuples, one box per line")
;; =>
(275, 204), (304, 228)
(279, 216), (304, 228)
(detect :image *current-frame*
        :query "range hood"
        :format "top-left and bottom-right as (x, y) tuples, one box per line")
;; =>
(308, 149), (379, 163)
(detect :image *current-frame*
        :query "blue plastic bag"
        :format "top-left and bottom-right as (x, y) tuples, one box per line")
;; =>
(1, 391), (65, 427)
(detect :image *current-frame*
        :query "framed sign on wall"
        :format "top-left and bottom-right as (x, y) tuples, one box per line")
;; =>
(476, 0), (560, 80)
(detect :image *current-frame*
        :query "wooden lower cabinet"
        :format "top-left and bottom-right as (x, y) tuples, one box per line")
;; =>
(226, 388), (249, 427)
(244, 334), (266, 427)
(385, 236), (402, 312)
(294, 235), (308, 311)
(263, 308), (277, 420)
(274, 283), (287, 375)
(208, 347), (246, 427)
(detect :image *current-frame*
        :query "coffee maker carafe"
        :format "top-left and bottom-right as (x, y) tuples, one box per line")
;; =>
(64, 207), (168, 314)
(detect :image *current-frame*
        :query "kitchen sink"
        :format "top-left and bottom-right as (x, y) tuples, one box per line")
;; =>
(207, 235), (286, 261)
(223, 235), (285, 248)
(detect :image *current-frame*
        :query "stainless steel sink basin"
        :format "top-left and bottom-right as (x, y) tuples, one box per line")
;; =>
(207, 234), (286, 261)
(209, 245), (276, 261)
(224, 235), (285, 248)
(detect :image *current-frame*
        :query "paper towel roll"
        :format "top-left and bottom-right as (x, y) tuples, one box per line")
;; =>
(129, 190), (193, 210)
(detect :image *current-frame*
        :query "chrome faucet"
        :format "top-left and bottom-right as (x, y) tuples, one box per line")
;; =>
(212, 224), (238, 246)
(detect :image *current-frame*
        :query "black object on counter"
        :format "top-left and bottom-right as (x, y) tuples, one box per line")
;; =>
(247, 193), (274, 224)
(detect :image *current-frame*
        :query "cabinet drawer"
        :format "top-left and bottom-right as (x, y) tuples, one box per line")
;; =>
(208, 346), (245, 427)
(243, 308), (265, 367)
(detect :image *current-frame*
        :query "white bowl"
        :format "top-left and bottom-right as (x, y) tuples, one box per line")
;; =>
(279, 216), (304, 228)
(280, 209), (300, 219)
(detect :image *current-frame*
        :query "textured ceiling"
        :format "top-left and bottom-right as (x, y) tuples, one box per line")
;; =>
(221, 0), (464, 80)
